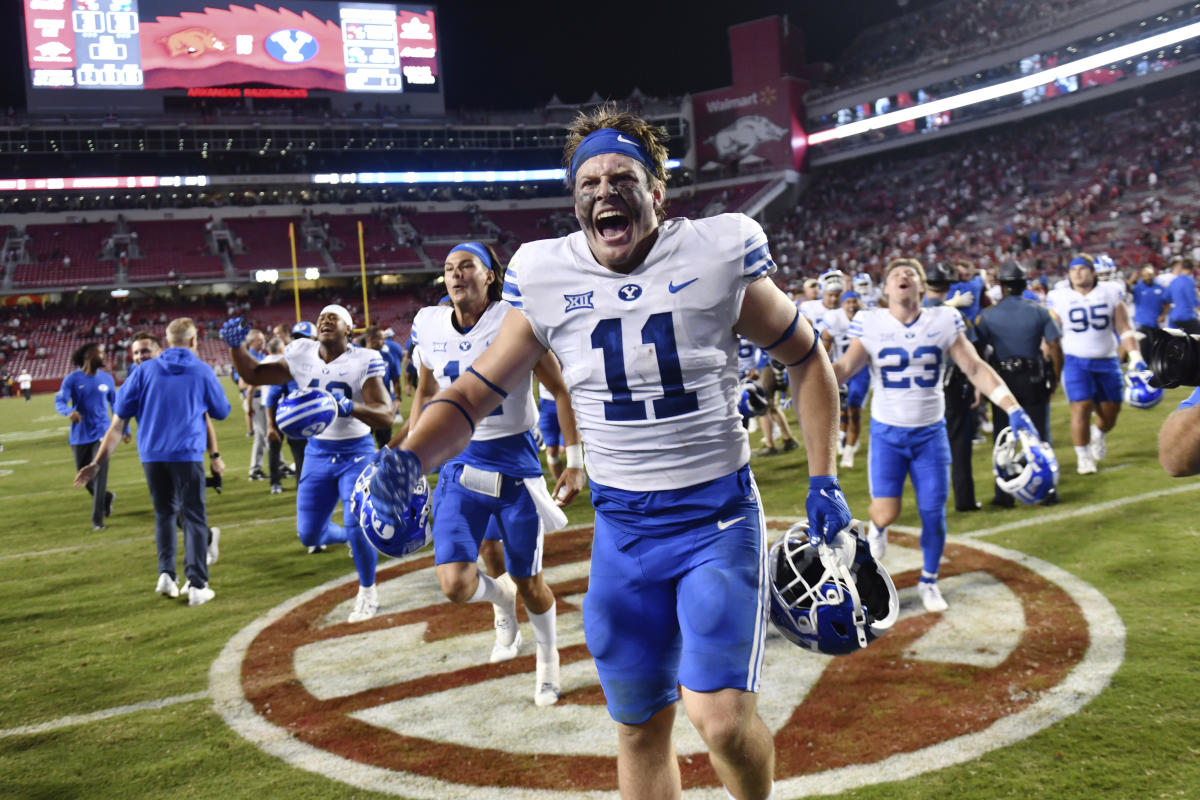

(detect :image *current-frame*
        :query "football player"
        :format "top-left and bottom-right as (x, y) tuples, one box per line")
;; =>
(1045, 254), (1138, 474)
(224, 304), (393, 623)
(833, 258), (1042, 612)
(407, 242), (583, 705)
(371, 107), (851, 800)
(818, 289), (869, 468)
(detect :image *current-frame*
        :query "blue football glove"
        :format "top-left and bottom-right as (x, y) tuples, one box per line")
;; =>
(1007, 407), (1039, 440)
(221, 316), (249, 349)
(806, 475), (853, 545)
(333, 392), (354, 417)
(370, 447), (423, 519)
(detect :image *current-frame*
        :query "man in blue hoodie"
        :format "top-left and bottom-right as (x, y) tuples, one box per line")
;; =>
(56, 342), (119, 531)
(74, 318), (231, 606)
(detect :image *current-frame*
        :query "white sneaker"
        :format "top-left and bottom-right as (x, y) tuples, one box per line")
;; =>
(1077, 452), (1097, 475)
(867, 522), (887, 560)
(207, 527), (221, 566)
(155, 572), (179, 599)
(187, 584), (215, 606)
(348, 584), (379, 623)
(980, 419), (994, 435)
(918, 581), (949, 612)
(179, 579), (192, 596)
(1089, 426), (1106, 462)
(490, 574), (521, 663)
(840, 447), (855, 469)
(534, 649), (561, 707)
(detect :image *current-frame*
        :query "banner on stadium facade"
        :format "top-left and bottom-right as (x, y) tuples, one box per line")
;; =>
(693, 77), (808, 172)
(3, 294), (49, 306)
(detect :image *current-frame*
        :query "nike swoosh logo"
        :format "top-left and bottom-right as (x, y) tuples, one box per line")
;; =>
(616, 134), (637, 145)
(717, 515), (747, 530)
(669, 278), (699, 293)
(354, 456), (365, 463)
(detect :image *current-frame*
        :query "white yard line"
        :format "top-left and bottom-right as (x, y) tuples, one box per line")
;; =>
(0, 691), (208, 738)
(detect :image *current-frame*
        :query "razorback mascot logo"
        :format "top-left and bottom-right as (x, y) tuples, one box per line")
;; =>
(158, 27), (228, 58)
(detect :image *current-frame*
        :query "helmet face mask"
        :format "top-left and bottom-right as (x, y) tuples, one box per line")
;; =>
(275, 388), (338, 438)
(1124, 368), (1164, 409)
(993, 427), (1059, 503)
(353, 463), (432, 558)
(768, 521), (898, 656)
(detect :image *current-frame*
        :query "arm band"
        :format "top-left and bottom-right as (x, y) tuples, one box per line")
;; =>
(422, 397), (476, 435)
(784, 335), (820, 368)
(762, 309), (800, 352)
(987, 385), (1016, 407)
(565, 444), (584, 469)
(465, 365), (508, 398)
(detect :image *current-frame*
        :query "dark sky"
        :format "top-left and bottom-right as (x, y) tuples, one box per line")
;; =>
(2, 0), (934, 113)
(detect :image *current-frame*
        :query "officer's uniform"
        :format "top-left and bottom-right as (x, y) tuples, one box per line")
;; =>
(977, 273), (1062, 506)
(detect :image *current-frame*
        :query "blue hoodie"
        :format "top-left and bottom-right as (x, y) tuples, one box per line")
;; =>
(55, 369), (117, 445)
(114, 347), (231, 462)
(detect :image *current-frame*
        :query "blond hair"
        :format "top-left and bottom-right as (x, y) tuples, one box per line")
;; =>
(165, 317), (197, 346)
(562, 103), (670, 221)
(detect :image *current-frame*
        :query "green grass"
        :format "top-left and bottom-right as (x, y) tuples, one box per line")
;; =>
(2, 381), (1199, 799)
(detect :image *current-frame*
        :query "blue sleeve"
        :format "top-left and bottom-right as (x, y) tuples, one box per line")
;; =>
(1179, 387), (1200, 411)
(113, 368), (141, 419)
(266, 384), (284, 408)
(55, 374), (74, 416)
(205, 370), (232, 421)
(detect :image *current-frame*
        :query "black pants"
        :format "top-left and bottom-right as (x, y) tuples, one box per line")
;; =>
(944, 368), (977, 511)
(269, 436), (307, 483)
(1169, 318), (1200, 336)
(992, 368), (1052, 504)
(143, 461), (209, 588)
(72, 441), (110, 527)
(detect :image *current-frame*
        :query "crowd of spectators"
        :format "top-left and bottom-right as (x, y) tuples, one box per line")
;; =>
(771, 85), (1200, 290)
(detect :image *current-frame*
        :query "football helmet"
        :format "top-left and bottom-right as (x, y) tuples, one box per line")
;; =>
(275, 388), (338, 438)
(852, 273), (873, 291)
(291, 321), (317, 339)
(1094, 254), (1116, 282)
(768, 521), (898, 656)
(992, 426), (1059, 504)
(353, 463), (432, 558)
(737, 379), (769, 417)
(1124, 367), (1164, 409)
(819, 269), (846, 294)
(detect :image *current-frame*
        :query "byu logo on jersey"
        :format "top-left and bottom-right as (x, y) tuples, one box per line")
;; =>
(266, 29), (318, 63)
(618, 284), (643, 301)
(564, 291), (594, 313)
(458, 341), (471, 352)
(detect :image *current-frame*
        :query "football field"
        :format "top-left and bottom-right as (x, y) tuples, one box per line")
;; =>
(2, 381), (1198, 799)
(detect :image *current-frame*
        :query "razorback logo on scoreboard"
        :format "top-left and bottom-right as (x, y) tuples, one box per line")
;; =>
(157, 27), (227, 58)
(211, 524), (1125, 798)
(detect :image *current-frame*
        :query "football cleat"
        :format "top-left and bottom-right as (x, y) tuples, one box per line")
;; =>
(352, 463), (432, 559)
(347, 584), (379, 623)
(737, 379), (769, 418)
(992, 427), (1059, 504)
(534, 649), (562, 707)
(768, 521), (898, 656)
(918, 581), (949, 612)
(1123, 368), (1164, 409)
(275, 388), (338, 439)
(1077, 451), (1097, 475)
(867, 520), (887, 560)
(1089, 425), (1106, 462)
(490, 574), (521, 663)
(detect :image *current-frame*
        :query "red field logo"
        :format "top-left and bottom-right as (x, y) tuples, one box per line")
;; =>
(211, 522), (1124, 798)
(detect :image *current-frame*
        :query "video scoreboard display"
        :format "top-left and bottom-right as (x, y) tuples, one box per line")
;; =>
(22, 0), (439, 95)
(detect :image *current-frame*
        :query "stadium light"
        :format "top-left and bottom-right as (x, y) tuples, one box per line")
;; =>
(304, 267), (320, 280)
(808, 20), (1200, 145)
(255, 269), (280, 284)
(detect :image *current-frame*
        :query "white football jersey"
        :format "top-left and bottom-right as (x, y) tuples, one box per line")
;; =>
(736, 335), (759, 379)
(284, 338), (385, 440)
(412, 300), (536, 441)
(817, 308), (855, 362)
(1045, 282), (1124, 359)
(849, 306), (965, 427)
(798, 298), (825, 326)
(858, 286), (883, 309)
(503, 213), (773, 491)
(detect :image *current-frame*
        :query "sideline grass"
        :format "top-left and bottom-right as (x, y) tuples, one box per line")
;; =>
(2, 381), (1199, 799)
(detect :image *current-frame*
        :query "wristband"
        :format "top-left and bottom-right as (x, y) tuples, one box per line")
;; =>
(565, 444), (584, 469)
(209, 451), (220, 459)
(987, 385), (1016, 407)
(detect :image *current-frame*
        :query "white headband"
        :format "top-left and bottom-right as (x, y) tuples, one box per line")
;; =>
(319, 304), (353, 330)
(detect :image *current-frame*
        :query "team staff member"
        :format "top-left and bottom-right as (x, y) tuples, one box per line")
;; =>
(1166, 257), (1200, 335)
(56, 342), (119, 530)
(371, 107), (850, 800)
(74, 318), (231, 605)
(1129, 264), (1170, 345)
(923, 261), (981, 513)
(977, 259), (1063, 506)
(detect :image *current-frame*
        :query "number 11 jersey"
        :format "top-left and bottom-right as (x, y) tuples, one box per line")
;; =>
(502, 213), (774, 491)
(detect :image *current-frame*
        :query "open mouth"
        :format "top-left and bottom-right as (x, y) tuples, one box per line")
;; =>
(594, 209), (630, 242)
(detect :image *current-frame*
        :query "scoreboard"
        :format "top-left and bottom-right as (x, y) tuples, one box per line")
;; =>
(22, 0), (440, 105)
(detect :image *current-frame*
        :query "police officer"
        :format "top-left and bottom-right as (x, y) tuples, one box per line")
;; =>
(924, 261), (981, 512)
(977, 258), (1063, 506)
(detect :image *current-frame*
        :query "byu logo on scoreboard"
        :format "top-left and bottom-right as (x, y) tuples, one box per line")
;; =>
(266, 29), (318, 63)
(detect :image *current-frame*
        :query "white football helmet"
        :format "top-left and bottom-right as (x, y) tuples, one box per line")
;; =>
(819, 268), (846, 294)
(852, 273), (873, 292)
(768, 521), (898, 656)
(992, 427), (1059, 504)
(1094, 254), (1116, 282)
(1123, 367), (1164, 409)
